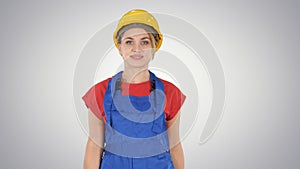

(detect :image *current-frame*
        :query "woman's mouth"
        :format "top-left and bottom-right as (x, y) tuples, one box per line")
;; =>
(130, 54), (144, 60)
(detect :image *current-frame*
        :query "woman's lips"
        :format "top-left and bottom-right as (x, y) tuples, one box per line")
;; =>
(130, 54), (144, 60)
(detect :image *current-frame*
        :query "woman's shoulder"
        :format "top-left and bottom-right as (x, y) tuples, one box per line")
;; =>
(83, 77), (112, 100)
(157, 78), (186, 121)
(158, 78), (181, 91)
(82, 77), (112, 120)
(84, 77), (112, 98)
(93, 77), (112, 90)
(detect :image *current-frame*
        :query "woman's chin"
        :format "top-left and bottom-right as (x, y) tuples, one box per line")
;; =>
(125, 61), (149, 69)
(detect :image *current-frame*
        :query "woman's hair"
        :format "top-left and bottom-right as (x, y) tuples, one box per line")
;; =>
(116, 23), (159, 48)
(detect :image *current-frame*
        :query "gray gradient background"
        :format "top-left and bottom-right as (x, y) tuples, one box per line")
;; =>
(1, 0), (299, 169)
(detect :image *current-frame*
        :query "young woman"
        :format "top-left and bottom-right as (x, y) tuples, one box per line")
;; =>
(82, 9), (186, 169)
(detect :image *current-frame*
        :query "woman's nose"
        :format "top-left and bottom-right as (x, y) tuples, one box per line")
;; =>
(132, 43), (142, 52)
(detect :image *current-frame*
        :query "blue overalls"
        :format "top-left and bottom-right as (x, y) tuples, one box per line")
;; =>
(101, 71), (174, 169)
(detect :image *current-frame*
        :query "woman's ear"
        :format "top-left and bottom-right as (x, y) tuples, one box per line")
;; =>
(118, 45), (124, 58)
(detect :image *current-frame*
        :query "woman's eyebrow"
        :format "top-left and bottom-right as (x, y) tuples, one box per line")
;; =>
(123, 36), (150, 40)
(123, 37), (134, 40)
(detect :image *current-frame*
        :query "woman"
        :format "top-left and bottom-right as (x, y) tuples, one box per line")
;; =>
(82, 9), (186, 169)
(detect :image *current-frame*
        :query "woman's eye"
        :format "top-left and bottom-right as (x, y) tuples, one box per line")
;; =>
(125, 41), (133, 45)
(141, 41), (149, 45)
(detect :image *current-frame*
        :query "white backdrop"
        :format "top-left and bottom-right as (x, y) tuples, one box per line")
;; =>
(1, 0), (299, 169)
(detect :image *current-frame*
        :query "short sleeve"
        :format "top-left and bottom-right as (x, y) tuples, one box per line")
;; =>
(82, 78), (111, 120)
(161, 79), (186, 121)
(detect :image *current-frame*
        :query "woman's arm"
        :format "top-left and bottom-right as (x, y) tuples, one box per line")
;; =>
(166, 111), (184, 169)
(83, 109), (105, 169)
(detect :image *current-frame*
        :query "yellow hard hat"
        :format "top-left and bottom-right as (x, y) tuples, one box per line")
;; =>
(113, 9), (163, 51)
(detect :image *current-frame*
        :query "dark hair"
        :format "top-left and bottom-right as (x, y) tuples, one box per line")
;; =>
(116, 23), (159, 46)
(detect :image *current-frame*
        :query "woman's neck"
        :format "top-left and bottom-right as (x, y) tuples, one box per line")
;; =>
(122, 68), (150, 83)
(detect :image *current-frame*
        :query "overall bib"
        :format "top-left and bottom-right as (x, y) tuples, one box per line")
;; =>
(100, 71), (174, 169)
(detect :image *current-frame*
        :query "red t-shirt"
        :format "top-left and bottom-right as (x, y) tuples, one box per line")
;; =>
(82, 78), (186, 121)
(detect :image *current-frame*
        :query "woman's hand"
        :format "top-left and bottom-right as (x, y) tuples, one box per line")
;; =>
(83, 109), (105, 169)
(167, 111), (185, 169)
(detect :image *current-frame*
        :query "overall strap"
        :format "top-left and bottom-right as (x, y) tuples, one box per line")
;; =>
(103, 71), (123, 126)
(149, 71), (166, 134)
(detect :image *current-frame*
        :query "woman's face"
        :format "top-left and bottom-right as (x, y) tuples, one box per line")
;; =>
(118, 27), (155, 69)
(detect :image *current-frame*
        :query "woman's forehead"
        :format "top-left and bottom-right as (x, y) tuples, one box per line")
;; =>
(122, 27), (150, 39)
